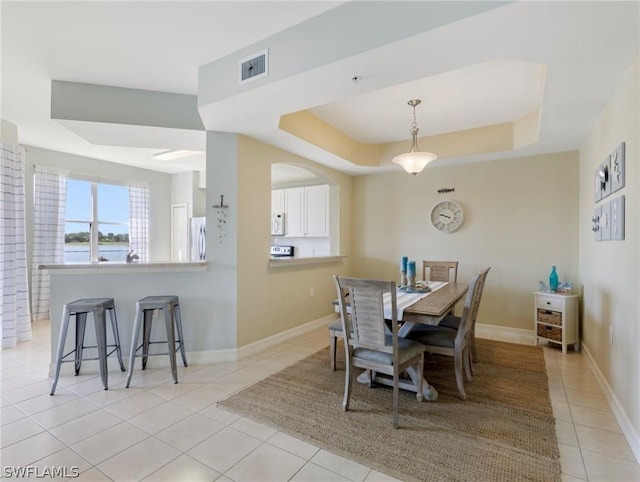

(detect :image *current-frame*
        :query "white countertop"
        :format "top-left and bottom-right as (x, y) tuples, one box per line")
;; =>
(39, 261), (207, 275)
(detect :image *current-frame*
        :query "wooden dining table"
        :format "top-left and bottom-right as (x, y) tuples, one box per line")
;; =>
(356, 282), (469, 401)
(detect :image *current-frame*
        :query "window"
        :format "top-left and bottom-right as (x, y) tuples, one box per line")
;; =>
(64, 179), (130, 263)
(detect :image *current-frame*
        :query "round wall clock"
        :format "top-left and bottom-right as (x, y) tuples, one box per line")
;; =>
(430, 200), (464, 233)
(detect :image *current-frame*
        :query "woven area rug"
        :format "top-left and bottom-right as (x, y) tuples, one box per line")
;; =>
(218, 339), (561, 482)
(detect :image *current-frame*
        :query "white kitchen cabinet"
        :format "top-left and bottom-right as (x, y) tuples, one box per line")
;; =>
(271, 189), (285, 214)
(283, 185), (329, 237)
(534, 292), (579, 354)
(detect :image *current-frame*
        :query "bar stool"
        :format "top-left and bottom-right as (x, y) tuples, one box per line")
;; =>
(50, 298), (125, 395)
(125, 295), (187, 387)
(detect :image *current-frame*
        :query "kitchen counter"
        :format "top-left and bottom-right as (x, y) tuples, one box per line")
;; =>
(39, 261), (207, 275)
(268, 255), (347, 268)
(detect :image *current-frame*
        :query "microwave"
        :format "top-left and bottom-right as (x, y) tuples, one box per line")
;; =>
(271, 213), (285, 235)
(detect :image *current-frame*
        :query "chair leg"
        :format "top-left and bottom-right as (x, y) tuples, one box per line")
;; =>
(50, 305), (71, 395)
(329, 333), (337, 371)
(471, 328), (478, 363)
(74, 312), (87, 375)
(342, 356), (352, 412)
(173, 304), (188, 367)
(163, 303), (178, 384)
(141, 310), (153, 370)
(392, 367), (399, 429)
(125, 303), (143, 388)
(464, 347), (474, 382)
(454, 351), (466, 400)
(108, 307), (125, 372)
(93, 309), (109, 390)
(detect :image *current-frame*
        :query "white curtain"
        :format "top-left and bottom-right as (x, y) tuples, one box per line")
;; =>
(129, 183), (149, 262)
(31, 165), (67, 321)
(1, 143), (32, 347)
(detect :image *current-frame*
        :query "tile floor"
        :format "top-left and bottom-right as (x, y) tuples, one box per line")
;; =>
(1, 320), (639, 482)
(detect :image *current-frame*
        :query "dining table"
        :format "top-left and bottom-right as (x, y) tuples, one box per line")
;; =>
(343, 281), (469, 401)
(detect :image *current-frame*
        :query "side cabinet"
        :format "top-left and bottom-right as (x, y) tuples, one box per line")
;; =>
(534, 292), (579, 354)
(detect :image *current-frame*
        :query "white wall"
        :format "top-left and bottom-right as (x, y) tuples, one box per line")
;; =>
(579, 54), (639, 453)
(352, 151), (580, 333)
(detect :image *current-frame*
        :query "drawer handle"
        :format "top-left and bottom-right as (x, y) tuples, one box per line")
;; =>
(546, 301), (551, 305)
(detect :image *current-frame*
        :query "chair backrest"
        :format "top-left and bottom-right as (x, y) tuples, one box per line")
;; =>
(423, 260), (458, 283)
(472, 267), (490, 324)
(453, 271), (484, 345)
(334, 276), (397, 355)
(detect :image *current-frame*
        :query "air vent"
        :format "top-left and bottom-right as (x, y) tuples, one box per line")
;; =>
(239, 49), (268, 84)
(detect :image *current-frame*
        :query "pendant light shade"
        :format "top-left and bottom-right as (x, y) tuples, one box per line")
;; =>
(392, 99), (437, 175)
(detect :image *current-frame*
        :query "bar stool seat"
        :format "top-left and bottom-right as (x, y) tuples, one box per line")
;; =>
(126, 295), (187, 387)
(50, 298), (125, 395)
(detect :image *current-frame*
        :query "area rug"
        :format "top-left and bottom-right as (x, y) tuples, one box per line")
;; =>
(218, 339), (561, 482)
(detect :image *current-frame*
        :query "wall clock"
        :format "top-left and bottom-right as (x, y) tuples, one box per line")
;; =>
(430, 200), (464, 233)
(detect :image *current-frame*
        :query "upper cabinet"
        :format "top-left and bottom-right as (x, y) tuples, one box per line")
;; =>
(271, 189), (285, 214)
(282, 185), (329, 237)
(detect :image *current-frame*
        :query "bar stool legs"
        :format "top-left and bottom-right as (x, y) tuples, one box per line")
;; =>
(50, 298), (125, 395)
(126, 296), (187, 388)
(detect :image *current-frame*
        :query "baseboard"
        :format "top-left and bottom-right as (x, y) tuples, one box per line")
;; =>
(48, 314), (339, 376)
(476, 323), (537, 346)
(582, 342), (640, 465)
(236, 314), (337, 359)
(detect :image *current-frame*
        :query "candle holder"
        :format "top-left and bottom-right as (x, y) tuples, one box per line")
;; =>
(407, 274), (416, 288)
(400, 271), (408, 287)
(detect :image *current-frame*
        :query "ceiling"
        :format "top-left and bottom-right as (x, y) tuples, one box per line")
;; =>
(2, 1), (638, 178)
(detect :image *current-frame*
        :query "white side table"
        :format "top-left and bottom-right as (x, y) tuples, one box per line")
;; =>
(534, 292), (579, 354)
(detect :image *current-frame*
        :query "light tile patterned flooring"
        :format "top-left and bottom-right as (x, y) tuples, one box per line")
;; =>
(1, 320), (638, 481)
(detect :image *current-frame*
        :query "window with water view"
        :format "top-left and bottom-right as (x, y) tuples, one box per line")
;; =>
(65, 179), (130, 263)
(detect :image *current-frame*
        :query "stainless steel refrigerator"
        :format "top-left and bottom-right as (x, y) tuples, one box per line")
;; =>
(190, 217), (206, 261)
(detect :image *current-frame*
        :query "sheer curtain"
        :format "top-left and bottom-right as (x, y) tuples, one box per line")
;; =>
(31, 165), (67, 321)
(0, 143), (32, 347)
(129, 183), (149, 262)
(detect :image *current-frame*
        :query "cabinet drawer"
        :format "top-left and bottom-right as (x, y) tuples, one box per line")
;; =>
(537, 309), (562, 326)
(537, 324), (562, 342)
(536, 296), (563, 311)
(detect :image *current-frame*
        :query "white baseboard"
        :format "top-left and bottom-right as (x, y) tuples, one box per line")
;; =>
(582, 342), (640, 465)
(236, 314), (337, 359)
(476, 323), (537, 346)
(48, 314), (339, 376)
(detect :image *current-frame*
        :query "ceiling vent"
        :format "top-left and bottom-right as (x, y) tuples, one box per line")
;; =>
(239, 49), (268, 84)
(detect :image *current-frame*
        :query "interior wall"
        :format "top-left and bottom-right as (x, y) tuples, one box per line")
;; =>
(1, 119), (19, 144)
(235, 135), (352, 347)
(352, 151), (579, 333)
(579, 54), (639, 446)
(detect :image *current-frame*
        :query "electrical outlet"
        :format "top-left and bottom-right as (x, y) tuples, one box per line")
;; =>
(309, 287), (315, 297)
(609, 325), (613, 344)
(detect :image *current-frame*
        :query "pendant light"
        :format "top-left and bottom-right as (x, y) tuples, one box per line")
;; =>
(392, 99), (437, 175)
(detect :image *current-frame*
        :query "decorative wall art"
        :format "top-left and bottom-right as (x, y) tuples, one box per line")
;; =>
(592, 142), (626, 242)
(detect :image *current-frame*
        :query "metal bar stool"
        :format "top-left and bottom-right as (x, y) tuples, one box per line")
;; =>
(50, 298), (125, 395)
(125, 295), (187, 387)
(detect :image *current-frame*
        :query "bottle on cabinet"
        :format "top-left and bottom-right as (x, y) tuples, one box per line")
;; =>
(549, 265), (559, 293)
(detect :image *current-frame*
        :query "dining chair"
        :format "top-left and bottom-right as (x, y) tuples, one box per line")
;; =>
(423, 260), (459, 316)
(438, 267), (490, 365)
(406, 270), (485, 400)
(422, 260), (458, 283)
(334, 275), (426, 428)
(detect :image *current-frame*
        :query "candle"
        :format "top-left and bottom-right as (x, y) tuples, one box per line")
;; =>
(407, 261), (416, 277)
(400, 256), (408, 273)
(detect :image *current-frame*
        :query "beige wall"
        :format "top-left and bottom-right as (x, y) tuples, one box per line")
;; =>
(579, 54), (639, 440)
(352, 151), (580, 332)
(235, 135), (352, 346)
